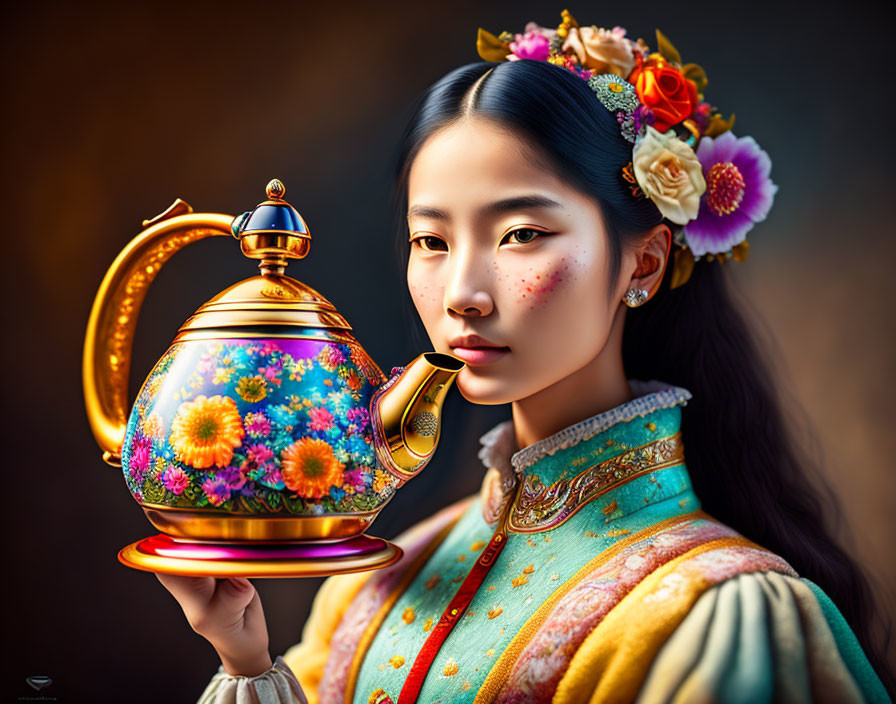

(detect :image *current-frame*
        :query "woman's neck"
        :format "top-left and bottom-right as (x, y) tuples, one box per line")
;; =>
(510, 337), (633, 451)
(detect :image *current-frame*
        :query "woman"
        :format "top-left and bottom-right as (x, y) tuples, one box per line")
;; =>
(157, 12), (893, 703)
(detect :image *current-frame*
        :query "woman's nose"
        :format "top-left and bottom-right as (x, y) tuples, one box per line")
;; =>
(444, 255), (495, 317)
(446, 290), (494, 317)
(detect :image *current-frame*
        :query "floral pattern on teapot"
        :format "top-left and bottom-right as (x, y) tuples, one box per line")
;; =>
(121, 338), (399, 515)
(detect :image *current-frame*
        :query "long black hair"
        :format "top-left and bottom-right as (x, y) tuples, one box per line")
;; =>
(388, 58), (893, 694)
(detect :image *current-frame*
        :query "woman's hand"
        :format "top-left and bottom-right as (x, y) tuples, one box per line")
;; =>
(155, 573), (274, 677)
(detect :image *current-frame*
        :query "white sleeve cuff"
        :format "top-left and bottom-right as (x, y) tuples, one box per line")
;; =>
(196, 655), (308, 704)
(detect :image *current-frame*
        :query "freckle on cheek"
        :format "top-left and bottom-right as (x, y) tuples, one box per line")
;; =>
(516, 264), (568, 303)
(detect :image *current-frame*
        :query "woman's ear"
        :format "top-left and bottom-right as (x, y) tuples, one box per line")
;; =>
(626, 224), (672, 301)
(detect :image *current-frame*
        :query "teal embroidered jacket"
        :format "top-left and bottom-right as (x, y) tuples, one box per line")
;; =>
(196, 379), (891, 704)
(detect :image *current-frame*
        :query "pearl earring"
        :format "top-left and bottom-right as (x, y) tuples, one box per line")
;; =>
(623, 288), (649, 307)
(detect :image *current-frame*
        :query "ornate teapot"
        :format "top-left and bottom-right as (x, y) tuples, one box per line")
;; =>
(83, 180), (465, 578)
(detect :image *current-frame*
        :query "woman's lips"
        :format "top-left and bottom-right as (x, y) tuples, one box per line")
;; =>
(450, 346), (510, 365)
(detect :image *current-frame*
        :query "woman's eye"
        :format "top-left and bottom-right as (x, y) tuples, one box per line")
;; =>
(411, 235), (448, 252)
(503, 228), (550, 245)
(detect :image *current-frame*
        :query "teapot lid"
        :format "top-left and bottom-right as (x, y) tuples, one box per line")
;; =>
(174, 179), (353, 341)
(174, 273), (353, 341)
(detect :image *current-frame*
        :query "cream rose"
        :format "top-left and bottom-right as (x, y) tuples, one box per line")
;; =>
(561, 25), (636, 77)
(632, 126), (706, 225)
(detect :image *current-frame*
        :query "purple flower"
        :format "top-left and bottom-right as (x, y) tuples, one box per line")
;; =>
(201, 477), (232, 507)
(346, 406), (370, 428)
(343, 468), (368, 492)
(633, 104), (655, 132)
(256, 465), (284, 491)
(218, 465), (248, 491)
(683, 132), (778, 258)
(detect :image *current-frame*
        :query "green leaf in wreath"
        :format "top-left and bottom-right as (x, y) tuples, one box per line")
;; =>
(670, 246), (695, 290)
(704, 111), (736, 137)
(655, 29), (682, 66)
(682, 63), (708, 96)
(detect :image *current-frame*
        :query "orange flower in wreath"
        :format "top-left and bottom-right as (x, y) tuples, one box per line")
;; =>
(169, 395), (244, 469)
(280, 437), (345, 498)
(628, 53), (698, 133)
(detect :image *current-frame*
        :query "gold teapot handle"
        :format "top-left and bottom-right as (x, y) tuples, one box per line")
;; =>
(82, 199), (234, 466)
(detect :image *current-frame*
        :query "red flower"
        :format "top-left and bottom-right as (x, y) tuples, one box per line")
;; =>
(628, 54), (698, 132)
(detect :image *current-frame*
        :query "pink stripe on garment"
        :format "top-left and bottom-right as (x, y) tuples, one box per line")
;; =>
(496, 517), (796, 702)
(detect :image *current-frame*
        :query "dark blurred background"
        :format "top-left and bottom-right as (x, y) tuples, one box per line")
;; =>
(3, 1), (894, 701)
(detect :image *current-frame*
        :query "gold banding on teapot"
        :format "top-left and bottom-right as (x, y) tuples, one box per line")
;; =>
(83, 179), (465, 578)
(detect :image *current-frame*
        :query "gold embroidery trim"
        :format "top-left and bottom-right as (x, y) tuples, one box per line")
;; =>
(343, 499), (472, 704)
(509, 431), (686, 533)
(473, 510), (709, 702)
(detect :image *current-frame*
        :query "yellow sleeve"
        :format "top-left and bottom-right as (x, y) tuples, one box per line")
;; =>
(280, 570), (373, 704)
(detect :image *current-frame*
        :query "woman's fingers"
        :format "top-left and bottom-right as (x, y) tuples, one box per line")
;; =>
(240, 585), (268, 640)
(155, 573), (216, 617)
(204, 578), (260, 632)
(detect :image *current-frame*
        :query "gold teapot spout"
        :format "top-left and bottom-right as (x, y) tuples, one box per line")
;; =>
(370, 352), (465, 483)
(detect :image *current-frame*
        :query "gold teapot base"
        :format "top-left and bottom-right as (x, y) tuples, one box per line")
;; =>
(142, 503), (379, 541)
(118, 532), (403, 578)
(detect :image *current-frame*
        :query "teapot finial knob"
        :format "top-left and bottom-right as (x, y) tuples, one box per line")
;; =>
(232, 179), (311, 274)
(266, 179), (286, 201)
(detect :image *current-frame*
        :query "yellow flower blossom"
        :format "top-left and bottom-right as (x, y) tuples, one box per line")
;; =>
(141, 412), (164, 439)
(236, 375), (267, 403)
(169, 395), (244, 469)
(212, 367), (234, 385)
(372, 470), (392, 493)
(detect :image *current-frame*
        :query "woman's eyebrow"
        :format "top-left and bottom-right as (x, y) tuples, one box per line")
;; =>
(407, 194), (562, 221)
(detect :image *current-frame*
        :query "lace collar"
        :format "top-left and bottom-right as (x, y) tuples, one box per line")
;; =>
(476, 379), (692, 526)
(478, 379), (692, 478)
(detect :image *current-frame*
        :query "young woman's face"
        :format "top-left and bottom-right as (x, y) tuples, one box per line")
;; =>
(406, 117), (631, 405)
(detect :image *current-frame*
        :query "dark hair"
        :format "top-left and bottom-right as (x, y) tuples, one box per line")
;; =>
(389, 58), (893, 694)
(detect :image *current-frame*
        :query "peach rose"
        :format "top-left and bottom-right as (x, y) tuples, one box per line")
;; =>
(561, 25), (636, 77)
(632, 126), (706, 225)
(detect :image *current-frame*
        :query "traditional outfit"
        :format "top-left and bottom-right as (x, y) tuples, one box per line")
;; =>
(197, 380), (890, 704)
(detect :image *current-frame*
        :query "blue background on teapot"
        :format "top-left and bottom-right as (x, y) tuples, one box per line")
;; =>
(121, 338), (399, 515)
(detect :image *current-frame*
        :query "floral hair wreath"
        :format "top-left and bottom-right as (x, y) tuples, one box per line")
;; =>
(477, 9), (778, 289)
